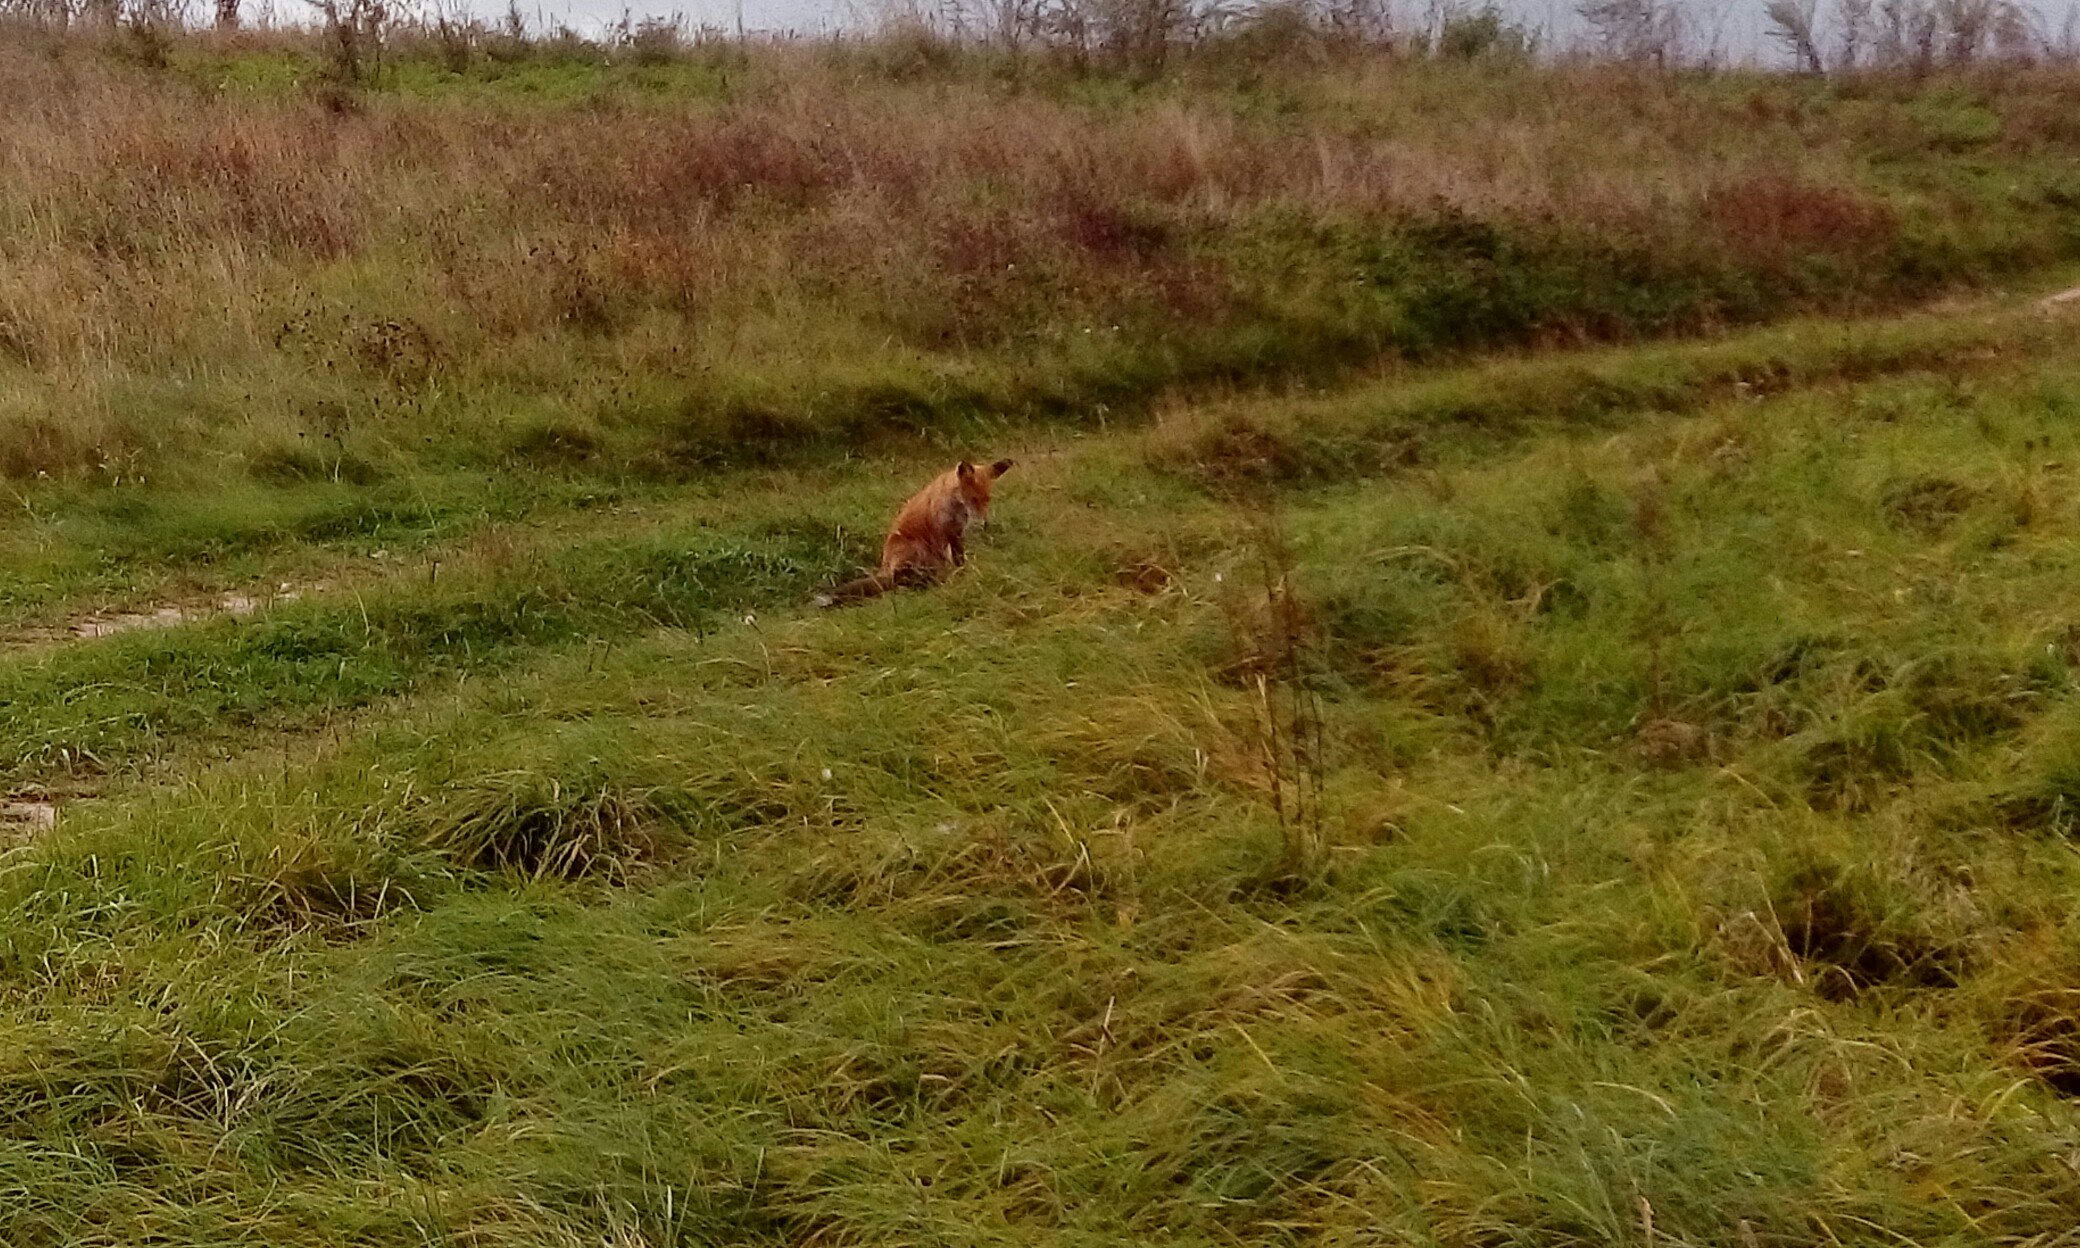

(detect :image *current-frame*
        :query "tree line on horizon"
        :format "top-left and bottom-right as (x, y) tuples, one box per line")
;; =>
(0, 0), (2073, 74)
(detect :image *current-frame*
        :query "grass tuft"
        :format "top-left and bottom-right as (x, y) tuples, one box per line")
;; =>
(402, 768), (685, 882)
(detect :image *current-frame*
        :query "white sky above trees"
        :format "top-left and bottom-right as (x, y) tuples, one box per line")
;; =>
(413, 0), (2078, 65)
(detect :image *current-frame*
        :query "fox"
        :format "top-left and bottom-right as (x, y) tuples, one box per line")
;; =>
(816, 458), (1015, 607)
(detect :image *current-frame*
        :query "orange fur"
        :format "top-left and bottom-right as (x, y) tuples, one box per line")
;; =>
(817, 458), (1014, 606)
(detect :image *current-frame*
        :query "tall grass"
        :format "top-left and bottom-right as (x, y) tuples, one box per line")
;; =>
(0, 35), (2072, 482)
(9, 313), (2080, 1242)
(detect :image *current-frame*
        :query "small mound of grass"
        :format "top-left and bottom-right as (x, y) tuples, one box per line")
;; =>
(241, 843), (427, 940)
(1882, 474), (1985, 535)
(1999, 978), (2080, 1096)
(407, 768), (683, 882)
(1771, 858), (1971, 1000)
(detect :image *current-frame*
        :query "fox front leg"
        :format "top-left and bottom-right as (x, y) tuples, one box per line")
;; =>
(948, 531), (966, 567)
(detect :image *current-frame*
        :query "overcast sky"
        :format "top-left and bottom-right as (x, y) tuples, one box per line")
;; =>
(414, 0), (2078, 63)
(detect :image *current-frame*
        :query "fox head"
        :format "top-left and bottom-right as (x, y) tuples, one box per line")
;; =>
(956, 458), (1015, 525)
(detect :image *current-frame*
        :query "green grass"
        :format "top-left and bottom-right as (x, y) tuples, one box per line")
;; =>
(0, 516), (841, 789)
(9, 44), (2080, 492)
(9, 37), (2080, 1244)
(4, 286), (2080, 1243)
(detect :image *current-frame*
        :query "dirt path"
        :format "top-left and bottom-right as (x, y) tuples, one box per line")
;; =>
(0, 276), (2071, 849)
(64, 589), (302, 640)
(4, 275), (2076, 659)
(0, 585), (312, 653)
(0, 292), (2065, 653)
(0, 798), (57, 843)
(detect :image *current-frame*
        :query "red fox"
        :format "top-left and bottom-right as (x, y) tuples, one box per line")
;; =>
(816, 458), (1015, 607)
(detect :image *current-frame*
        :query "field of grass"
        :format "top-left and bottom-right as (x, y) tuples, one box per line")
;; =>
(3, 281), (2080, 1244)
(5, 36), (2080, 489)
(8, 28), (2080, 1248)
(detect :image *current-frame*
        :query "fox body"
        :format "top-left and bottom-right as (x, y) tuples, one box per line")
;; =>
(818, 458), (1014, 606)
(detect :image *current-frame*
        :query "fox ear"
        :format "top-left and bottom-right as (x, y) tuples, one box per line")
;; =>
(989, 458), (1015, 478)
(956, 460), (975, 480)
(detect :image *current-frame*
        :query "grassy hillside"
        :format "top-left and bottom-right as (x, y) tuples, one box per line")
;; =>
(1, 38), (2079, 495)
(7, 30), (2080, 1248)
(2, 285), (2079, 1244)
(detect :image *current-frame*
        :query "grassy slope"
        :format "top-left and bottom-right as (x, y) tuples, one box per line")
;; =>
(5, 288), (2080, 1244)
(8, 38), (2080, 1248)
(3, 45), (2080, 488)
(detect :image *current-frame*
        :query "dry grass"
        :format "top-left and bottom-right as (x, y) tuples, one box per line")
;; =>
(0, 39), (2067, 479)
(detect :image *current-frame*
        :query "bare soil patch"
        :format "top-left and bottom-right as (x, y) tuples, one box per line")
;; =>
(4, 585), (313, 650)
(0, 798), (57, 843)
(68, 589), (301, 639)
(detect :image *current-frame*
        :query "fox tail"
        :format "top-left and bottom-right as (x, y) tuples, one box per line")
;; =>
(813, 572), (896, 609)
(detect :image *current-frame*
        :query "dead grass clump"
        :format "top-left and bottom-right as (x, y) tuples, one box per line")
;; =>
(408, 770), (680, 882)
(1034, 692), (1220, 805)
(1155, 410), (1426, 488)
(506, 418), (603, 466)
(1635, 715), (1711, 766)
(1284, 578), (1430, 687)
(1447, 607), (1532, 710)
(0, 792), (58, 845)
(1882, 474), (1984, 534)
(247, 441), (385, 485)
(1998, 980), (2080, 1096)
(1770, 859), (1968, 1000)
(1786, 652), (2036, 809)
(0, 414), (127, 480)
(1902, 651), (2040, 745)
(1115, 556), (1177, 594)
(650, 400), (827, 473)
(352, 317), (441, 387)
(1793, 721), (1924, 811)
(1053, 192), (1172, 261)
(1985, 719), (2080, 834)
(1703, 172), (1900, 267)
(1158, 418), (1311, 486)
(240, 843), (423, 939)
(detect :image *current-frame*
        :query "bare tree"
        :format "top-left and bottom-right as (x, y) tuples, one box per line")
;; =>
(1687, 0), (1735, 66)
(1094, 0), (1194, 68)
(1578, 0), (1682, 65)
(306, 0), (392, 83)
(1936, 0), (1995, 60)
(1322, 0), (1392, 43)
(0, 0), (78, 27)
(1989, 0), (2034, 60)
(1765, 0), (1824, 69)
(978, 0), (1044, 47)
(1876, 0), (1938, 68)
(1835, 0), (1872, 66)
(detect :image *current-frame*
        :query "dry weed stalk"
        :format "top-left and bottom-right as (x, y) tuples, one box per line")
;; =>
(308, 0), (391, 84)
(1235, 499), (1329, 882)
